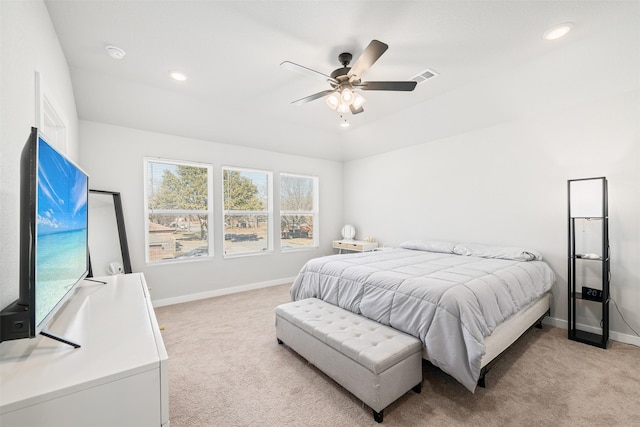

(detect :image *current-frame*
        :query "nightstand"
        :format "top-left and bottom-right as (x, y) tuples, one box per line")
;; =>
(332, 239), (378, 254)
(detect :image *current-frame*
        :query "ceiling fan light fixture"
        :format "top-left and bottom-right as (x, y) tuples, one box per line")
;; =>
(326, 92), (340, 109)
(336, 103), (350, 114)
(352, 92), (366, 108)
(340, 87), (354, 105)
(282, 39), (415, 119)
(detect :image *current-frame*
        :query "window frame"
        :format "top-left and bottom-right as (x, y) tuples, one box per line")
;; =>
(222, 166), (273, 258)
(279, 172), (319, 251)
(143, 157), (214, 264)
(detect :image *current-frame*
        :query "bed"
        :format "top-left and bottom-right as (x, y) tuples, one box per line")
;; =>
(290, 240), (556, 392)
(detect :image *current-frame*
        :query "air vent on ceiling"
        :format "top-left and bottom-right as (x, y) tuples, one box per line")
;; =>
(410, 68), (439, 85)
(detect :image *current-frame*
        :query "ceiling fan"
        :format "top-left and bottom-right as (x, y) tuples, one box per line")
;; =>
(281, 40), (417, 115)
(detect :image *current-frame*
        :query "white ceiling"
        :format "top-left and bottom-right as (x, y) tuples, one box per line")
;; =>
(44, 1), (640, 162)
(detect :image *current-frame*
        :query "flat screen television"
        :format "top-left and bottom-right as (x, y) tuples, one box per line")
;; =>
(0, 127), (89, 347)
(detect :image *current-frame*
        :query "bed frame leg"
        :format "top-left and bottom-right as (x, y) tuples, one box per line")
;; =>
(373, 409), (384, 423)
(412, 382), (422, 393)
(535, 320), (543, 329)
(477, 374), (486, 388)
(473, 311), (547, 390)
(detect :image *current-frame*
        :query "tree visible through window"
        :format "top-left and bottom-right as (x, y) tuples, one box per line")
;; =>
(280, 173), (318, 250)
(144, 159), (213, 263)
(223, 168), (272, 256)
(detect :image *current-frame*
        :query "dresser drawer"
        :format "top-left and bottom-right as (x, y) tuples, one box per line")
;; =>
(332, 240), (378, 252)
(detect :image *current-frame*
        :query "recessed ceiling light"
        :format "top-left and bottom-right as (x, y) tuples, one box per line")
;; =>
(169, 71), (188, 82)
(105, 45), (126, 60)
(543, 22), (574, 40)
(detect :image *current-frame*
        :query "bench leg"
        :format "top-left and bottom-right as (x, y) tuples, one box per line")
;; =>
(373, 409), (383, 423)
(277, 338), (283, 345)
(412, 382), (422, 394)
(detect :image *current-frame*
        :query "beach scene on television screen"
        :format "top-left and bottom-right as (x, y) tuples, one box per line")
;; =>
(35, 139), (88, 327)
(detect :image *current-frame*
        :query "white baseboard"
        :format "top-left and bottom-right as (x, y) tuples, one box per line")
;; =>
(151, 277), (296, 308)
(544, 316), (640, 348)
(153, 290), (640, 348)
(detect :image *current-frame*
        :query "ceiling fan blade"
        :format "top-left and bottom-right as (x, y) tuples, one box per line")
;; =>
(281, 61), (339, 85)
(355, 81), (418, 91)
(350, 105), (364, 115)
(290, 89), (335, 105)
(348, 40), (388, 82)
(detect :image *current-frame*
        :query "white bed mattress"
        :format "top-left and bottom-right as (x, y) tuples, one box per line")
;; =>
(290, 243), (556, 391)
(420, 291), (552, 367)
(481, 291), (551, 367)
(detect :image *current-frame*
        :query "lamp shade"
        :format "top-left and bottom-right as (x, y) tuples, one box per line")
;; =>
(325, 92), (339, 110)
(336, 103), (350, 113)
(569, 178), (605, 218)
(340, 87), (354, 105)
(353, 92), (366, 108)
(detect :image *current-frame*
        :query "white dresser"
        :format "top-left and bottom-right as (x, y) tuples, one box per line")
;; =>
(0, 273), (169, 427)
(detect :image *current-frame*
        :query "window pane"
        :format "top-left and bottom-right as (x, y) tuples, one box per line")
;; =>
(280, 173), (317, 250)
(280, 215), (314, 248)
(148, 163), (208, 210)
(145, 159), (212, 263)
(223, 169), (268, 210)
(223, 168), (272, 256)
(224, 214), (269, 254)
(280, 175), (313, 211)
(147, 213), (209, 262)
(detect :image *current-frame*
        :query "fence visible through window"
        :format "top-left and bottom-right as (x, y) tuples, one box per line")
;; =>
(144, 159), (213, 263)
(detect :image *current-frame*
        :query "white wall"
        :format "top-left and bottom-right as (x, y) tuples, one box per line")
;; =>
(0, 0), (79, 308)
(343, 89), (640, 343)
(78, 121), (343, 304)
(3, 0), (636, 345)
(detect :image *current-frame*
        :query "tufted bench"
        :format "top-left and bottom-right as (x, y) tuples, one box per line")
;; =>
(275, 298), (423, 423)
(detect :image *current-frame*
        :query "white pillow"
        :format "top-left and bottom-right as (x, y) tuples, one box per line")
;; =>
(453, 242), (542, 261)
(399, 240), (457, 254)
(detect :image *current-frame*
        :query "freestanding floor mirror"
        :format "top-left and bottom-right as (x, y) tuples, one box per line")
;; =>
(87, 189), (132, 277)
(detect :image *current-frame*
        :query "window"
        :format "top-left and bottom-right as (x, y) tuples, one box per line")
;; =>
(144, 158), (213, 263)
(280, 173), (318, 250)
(223, 167), (272, 256)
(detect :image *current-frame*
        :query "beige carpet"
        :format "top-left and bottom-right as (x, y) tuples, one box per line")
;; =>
(155, 284), (640, 426)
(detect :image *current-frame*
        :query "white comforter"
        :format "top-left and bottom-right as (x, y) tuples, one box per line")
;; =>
(290, 247), (556, 392)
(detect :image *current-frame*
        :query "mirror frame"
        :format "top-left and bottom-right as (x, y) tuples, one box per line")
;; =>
(88, 189), (132, 276)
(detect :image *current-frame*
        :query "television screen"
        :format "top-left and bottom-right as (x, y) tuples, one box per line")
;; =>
(1, 128), (89, 344)
(34, 135), (89, 331)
